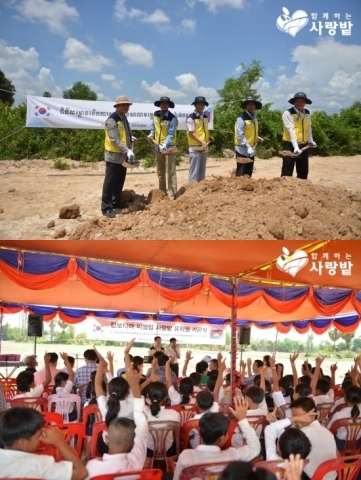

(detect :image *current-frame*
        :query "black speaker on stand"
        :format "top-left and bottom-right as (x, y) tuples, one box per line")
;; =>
(27, 314), (43, 355)
(238, 326), (251, 362)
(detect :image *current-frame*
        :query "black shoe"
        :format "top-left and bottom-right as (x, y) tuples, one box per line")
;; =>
(102, 209), (116, 218)
(113, 202), (129, 210)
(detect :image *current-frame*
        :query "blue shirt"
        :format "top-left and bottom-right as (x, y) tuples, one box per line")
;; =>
(149, 110), (177, 150)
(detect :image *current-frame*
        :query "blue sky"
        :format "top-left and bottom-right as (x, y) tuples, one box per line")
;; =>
(0, 0), (360, 112)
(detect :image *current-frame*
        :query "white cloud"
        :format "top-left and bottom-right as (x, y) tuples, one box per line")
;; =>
(180, 18), (196, 33)
(114, 0), (169, 26)
(101, 74), (116, 82)
(0, 39), (39, 71)
(62, 38), (112, 72)
(186, 0), (196, 8)
(114, 41), (153, 68)
(142, 9), (170, 24)
(141, 73), (218, 104)
(256, 38), (361, 112)
(111, 81), (124, 89)
(196, 0), (246, 13)
(14, 0), (79, 35)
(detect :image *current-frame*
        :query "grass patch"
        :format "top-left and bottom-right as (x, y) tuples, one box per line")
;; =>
(53, 158), (71, 170)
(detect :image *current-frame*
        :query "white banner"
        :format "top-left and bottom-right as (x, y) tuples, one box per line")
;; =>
(26, 96), (214, 131)
(89, 318), (225, 345)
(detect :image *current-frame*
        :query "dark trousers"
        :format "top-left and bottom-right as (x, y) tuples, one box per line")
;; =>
(171, 363), (179, 378)
(101, 161), (127, 212)
(236, 153), (254, 177)
(281, 141), (309, 179)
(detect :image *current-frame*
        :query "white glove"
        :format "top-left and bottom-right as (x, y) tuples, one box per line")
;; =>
(293, 147), (302, 155)
(160, 144), (167, 151)
(147, 134), (153, 140)
(127, 150), (135, 160)
(309, 141), (317, 147)
(247, 146), (255, 156)
(257, 136), (264, 143)
(132, 136), (137, 143)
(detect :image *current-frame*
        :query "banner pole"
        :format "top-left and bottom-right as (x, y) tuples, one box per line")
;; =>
(231, 278), (238, 401)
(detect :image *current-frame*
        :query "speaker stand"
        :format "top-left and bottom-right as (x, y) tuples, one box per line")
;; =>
(240, 344), (244, 363)
(34, 336), (37, 356)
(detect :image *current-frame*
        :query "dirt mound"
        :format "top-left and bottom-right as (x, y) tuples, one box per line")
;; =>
(69, 176), (361, 240)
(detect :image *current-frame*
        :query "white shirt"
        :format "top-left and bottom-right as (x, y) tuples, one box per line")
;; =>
(98, 391), (134, 421)
(327, 405), (361, 440)
(173, 418), (261, 480)
(265, 418), (337, 480)
(189, 403), (219, 449)
(0, 449), (72, 480)
(168, 386), (196, 406)
(231, 401), (268, 447)
(165, 346), (181, 364)
(313, 389), (334, 406)
(86, 397), (148, 479)
(13, 384), (44, 399)
(54, 381), (75, 413)
(282, 107), (314, 149)
(145, 405), (180, 451)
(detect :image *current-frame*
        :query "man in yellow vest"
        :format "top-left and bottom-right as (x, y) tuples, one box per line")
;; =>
(148, 96), (178, 199)
(186, 96), (214, 182)
(101, 95), (135, 218)
(281, 92), (317, 180)
(234, 97), (263, 177)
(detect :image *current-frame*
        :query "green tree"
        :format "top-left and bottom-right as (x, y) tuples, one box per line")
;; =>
(340, 332), (355, 350)
(0, 69), (16, 106)
(328, 328), (342, 351)
(63, 81), (97, 100)
(43, 91), (52, 97)
(213, 60), (264, 153)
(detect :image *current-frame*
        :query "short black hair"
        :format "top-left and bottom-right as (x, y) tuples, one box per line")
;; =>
(278, 428), (311, 459)
(298, 375), (311, 385)
(295, 383), (312, 397)
(199, 412), (229, 444)
(189, 372), (201, 386)
(196, 390), (214, 411)
(157, 354), (169, 367)
(16, 371), (34, 392)
(316, 378), (330, 394)
(67, 356), (75, 366)
(169, 337), (176, 342)
(209, 359), (218, 369)
(196, 361), (208, 374)
(0, 407), (44, 447)
(207, 376), (217, 392)
(245, 386), (265, 405)
(254, 359), (263, 368)
(153, 351), (164, 360)
(154, 336), (161, 341)
(48, 352), (58, 364)
(220, 462), (276, 480)
(290, 396), (316, 412)
(84, 349), (97, 361)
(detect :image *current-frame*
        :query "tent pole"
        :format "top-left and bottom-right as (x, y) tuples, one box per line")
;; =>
(231, 278), (238, 401)
(0, 302), (3, 354)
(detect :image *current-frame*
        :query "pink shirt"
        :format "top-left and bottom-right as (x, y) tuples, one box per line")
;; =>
(34, 366), (61, 386)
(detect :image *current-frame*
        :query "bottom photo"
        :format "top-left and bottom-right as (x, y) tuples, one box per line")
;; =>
(0, 240), (360, 480)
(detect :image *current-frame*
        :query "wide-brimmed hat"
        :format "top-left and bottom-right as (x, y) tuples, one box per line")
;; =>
(113, 95), (133, 107)
(154, 96), (175, 108)
(288, 92), (312, 105)
(191, 96), (209, 106)
(242, 96), (262, 110)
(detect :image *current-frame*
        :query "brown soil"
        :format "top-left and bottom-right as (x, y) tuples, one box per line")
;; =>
(0, 155), (360, 239)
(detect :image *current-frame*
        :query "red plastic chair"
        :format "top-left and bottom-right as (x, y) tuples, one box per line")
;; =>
(11, 396), (48, 411)
(330, 417), (361, 456)
(42, 411), (64, 425)
(182, 418), (203, 449)
(179, 461), (231, 480)
(36, 422), (85, 461)
(89, 469), (163, 480)
(317, 402), (334, 425)
(257, 458), (309, 479)
(87, 420), (108, 460)
(146, 420), (181, 473)
(0, 378), (18, 402)
(82, 404), (102, 427)
(168, 404), (198, 426)
(223, 415), (266, 449)
(312, 455), (361, 480)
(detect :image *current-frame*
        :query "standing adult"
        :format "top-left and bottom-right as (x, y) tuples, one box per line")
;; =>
(101, 95), (135, 218)
(281, 92), (317, 180)
(148, 96), (178, 199)
(186, 96), (214, 182)
(34, 352), (61, 386)
(148, 336), (165, 356)
(234, 97), (263, 178)
(74, 348), (98, 405)
(165, 337), (181, 377)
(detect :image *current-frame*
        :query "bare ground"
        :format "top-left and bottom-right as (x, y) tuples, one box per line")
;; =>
(0, 155), (360, 239)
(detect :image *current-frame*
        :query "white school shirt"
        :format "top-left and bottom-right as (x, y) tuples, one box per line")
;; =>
(145, 405), (181, 451)
(327, 405), (361, 440)
(173, 418), (261, 480)
(231, 400), (268, 447)
(86, 397), (148, 479)
(313, 389), (334, 405)
(0, 449), (72, 480)
(189, 402), (219, 449)
(13, 384), (44, 399)
(168, 386), (196, 406)
(98, 391), (134, 421)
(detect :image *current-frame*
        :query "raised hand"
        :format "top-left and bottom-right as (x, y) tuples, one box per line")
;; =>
(230, 396), (249, 422)
(185, 350), (193, 362)
(124, 338), (136, 353)
(284, 454), (304, 480)
(290, 352), (299, 364)
(106, 351), (114, 363)
(246, 358), (252, 367)
(269, 355), (276, 368)
(330, 363), (338, 373)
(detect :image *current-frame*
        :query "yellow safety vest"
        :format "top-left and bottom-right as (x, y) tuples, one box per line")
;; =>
(283, 107), (311, 143)
(104, 112), (131, 153)
(187, 113), (209, 146)
(234, 112), (258, 147)
(153, 111), (177, 146)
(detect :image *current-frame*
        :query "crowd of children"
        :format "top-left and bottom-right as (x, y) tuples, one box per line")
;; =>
(1, 340), (361, 480)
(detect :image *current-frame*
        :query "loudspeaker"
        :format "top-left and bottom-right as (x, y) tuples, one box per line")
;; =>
(238, 326), (251, 345)
(27, 314), (43, 337)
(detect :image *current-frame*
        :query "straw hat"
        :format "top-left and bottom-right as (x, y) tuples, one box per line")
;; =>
(113, 95), (133, 107)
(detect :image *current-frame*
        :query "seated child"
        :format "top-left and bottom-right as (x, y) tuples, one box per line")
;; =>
(51, 352), (77, 421)
(13, 353), (51, 403)
(0, 406), (87, 480)
(85, 367), (148, 479)
(188, 390), (219, 448)
(173, 398), (261, 480)
(189, 372), (202, 393)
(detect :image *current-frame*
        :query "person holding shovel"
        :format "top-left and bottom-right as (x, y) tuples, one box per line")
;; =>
(281, 92), (317, 180)
(186, 96), (214, 182)
(234, 96), (263, 178)
(147, 96), (178, 199)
